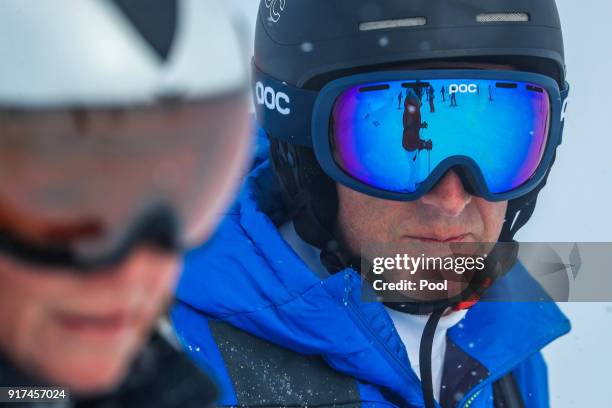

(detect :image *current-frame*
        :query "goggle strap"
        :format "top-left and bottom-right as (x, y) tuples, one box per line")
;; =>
(253, 66), (570, 147)
(252, 62), (317, 146)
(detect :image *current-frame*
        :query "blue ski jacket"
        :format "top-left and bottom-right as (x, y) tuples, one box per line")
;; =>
(172, 146), (570, 408)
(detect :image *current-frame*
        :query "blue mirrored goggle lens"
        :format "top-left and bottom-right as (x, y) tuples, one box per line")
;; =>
(331, 79), (550, 194)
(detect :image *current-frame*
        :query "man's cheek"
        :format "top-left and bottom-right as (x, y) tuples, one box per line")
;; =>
(0, 288), (46, 364)
(481, 200), (508, 241)
(143, 255), (180, 313)
(0, 257), (78, 297)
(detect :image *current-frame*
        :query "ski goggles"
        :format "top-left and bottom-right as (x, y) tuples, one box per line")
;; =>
(0, 91), (251, 269)
(254, 65), (569, 201)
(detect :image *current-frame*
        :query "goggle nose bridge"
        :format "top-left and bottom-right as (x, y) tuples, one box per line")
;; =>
(418, 155), (490, 198)
(0, 202), (182, 272)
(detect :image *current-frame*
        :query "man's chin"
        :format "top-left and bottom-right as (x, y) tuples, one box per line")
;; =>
(40, 349), (135, 396)
(29, 325), (147, 396)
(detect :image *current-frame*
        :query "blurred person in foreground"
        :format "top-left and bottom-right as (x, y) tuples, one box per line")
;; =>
(0, 0), (251, 406)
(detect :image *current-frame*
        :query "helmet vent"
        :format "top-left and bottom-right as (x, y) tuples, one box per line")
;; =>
(359, 17), (427, 32)
(476, 13), (530, 23)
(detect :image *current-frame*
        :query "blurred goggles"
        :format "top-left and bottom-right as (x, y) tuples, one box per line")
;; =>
(254, 65), (569, 201)
(0, 91), (250, 269)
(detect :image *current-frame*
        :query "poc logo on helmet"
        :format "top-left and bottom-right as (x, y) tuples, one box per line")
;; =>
(449, 83), (478, 94)
(255, 82), (291, 116)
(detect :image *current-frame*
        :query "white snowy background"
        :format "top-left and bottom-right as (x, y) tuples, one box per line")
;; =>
(227, 1), (612, 406)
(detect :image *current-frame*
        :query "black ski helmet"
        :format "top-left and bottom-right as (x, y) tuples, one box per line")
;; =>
(254, 0), (568, 269)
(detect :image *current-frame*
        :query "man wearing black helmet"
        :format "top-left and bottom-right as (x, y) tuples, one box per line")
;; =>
(0, 1), (252, 407)
(173, 1), (571, 407)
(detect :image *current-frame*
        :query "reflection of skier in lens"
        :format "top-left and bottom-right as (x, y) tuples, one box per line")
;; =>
(441, 85), (446, 101)
(402, 89), (433, 190)
(450, 91), (458, 107)
(397, 91), (403, 109)
(489, 84), (494, 101)
(428, 85), (435, 113)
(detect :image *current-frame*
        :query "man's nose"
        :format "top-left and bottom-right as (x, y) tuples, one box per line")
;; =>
(419, 170), (472, 217)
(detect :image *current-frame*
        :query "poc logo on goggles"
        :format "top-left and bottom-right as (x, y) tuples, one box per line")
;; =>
(255, 82), (291, 115)
(449, 83), (478, 94)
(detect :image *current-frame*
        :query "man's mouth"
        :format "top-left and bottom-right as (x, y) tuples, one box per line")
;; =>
(55, 309), (138, 339)
(405, 233), (470, 243)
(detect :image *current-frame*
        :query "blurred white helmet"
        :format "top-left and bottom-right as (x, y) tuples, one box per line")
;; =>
(0, 0), (252, 269)
(0, 0), (248, 107)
